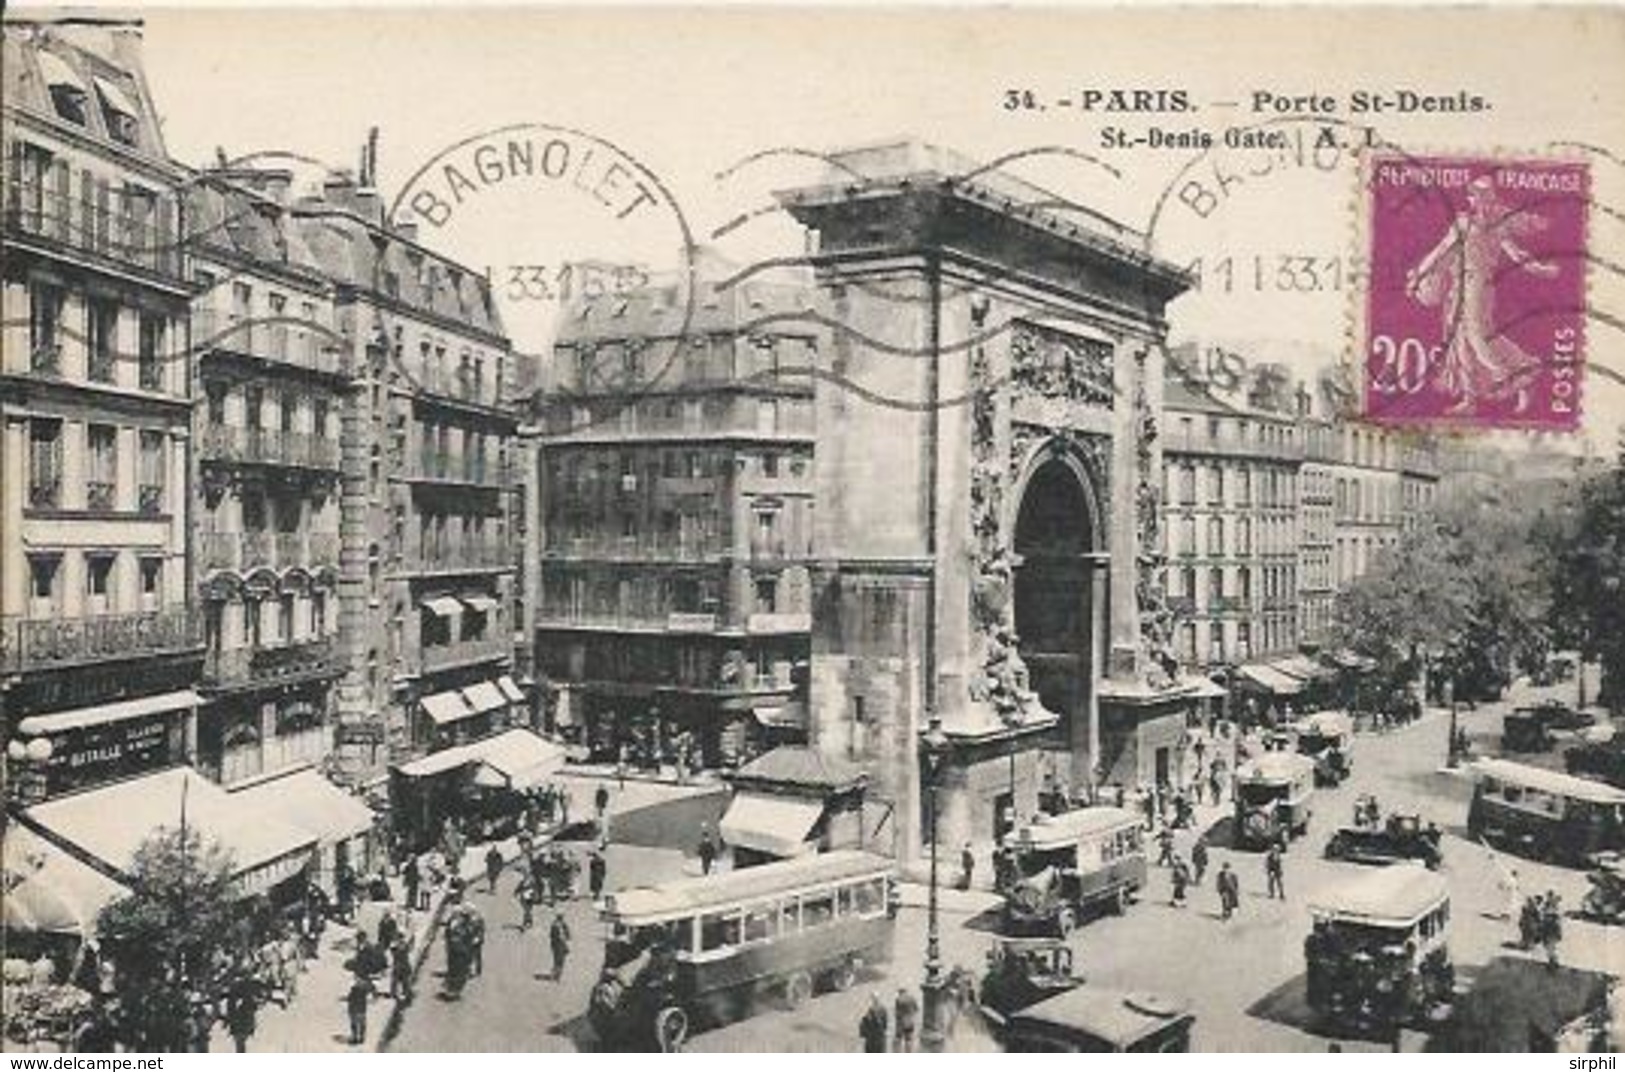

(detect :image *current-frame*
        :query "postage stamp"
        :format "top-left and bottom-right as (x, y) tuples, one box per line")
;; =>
(1358, 151), (1590, 430)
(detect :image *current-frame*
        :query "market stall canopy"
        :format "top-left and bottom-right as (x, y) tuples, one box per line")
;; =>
(751, 699), (808, 732)
(462, 680), (508, 715)
(1176, 676), (1228, 700)
(228, 768), (374, 846)
(1235, 663), (1304, 695)
(25, 768), (315, 898)
(1326, 649), (1379, 672)
(17, 688), (200, 737)
(3, 825), (127, 935)
(496, 675), (526, 704)
(1272, 655), (1334, 682)
(397, 729), (565, 790)
(732, 745), (865, 794)
(719, 791), (823, 858)
(421, 596), (464, 618)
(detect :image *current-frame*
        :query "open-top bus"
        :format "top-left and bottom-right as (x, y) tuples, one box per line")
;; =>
(1293, 711), (1355, 786)
(1234, 752), (1317, 849)
(1305, 864), (1454, 1038)
(1468, 758), (1625, 867)
(589, 850), (897, 1051)
(996, 806), (1146, 936)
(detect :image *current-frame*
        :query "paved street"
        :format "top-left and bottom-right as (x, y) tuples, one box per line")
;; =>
(386, 673), (1619, 1053)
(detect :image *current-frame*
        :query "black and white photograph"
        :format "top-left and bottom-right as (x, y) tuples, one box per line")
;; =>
(1, 3), (1623, 1055)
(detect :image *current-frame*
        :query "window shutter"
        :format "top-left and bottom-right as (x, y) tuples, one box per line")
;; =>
(95, 177), (111, 251)
(4, 140), (24, 225)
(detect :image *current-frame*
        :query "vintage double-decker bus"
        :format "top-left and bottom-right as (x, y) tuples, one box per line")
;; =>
(1305, 864), (1454, 1038)
(588, 850), (897, 1051)
(996, 806), (1146, 936)
(1468, 758), (1625, 867)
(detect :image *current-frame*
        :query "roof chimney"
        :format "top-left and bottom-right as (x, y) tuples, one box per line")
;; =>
(322, 168), (357, 209)
(394, 219), (419, 243)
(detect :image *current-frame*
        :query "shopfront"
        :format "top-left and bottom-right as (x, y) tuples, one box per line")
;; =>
(11, 690), (198, 801)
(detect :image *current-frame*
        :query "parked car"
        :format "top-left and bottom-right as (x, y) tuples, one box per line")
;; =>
(977, 936), (1084, 1023)
(996, 987), (1195, 1053)
(1324, 812), (1443, 870)
(1502, 710), (1556, 754)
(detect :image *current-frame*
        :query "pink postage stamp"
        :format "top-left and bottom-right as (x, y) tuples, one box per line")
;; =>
(1360, 152), (1589, 431)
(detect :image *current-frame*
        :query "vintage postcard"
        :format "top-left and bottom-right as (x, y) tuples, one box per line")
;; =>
(2, 4), (1623, 1056)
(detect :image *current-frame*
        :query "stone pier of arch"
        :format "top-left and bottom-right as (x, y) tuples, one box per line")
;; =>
(781, 141), (1203, 865)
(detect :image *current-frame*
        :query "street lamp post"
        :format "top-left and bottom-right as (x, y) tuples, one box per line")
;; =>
(919, 715), (951, 1054)
(1444, 679), (1460, 768)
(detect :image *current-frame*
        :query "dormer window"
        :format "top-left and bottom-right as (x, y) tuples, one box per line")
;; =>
(37, 51), (89, 125)
(93, 76), (140, 146)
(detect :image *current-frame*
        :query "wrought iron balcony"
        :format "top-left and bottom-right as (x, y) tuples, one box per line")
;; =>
(405, 543), (512, 573)
(0, 608), (202, 672)
(409, 451), (503, 487)
(3, 178), (183, 281)
(138, 484), (165, 516)
(85, 481), (115, 511)
(203, 635), (337, 688)
(200, 530), (342, 572)
(420, 634), (510, 673)
(199, 425), (340, 471)
(192, 309), (349, 378)
(28, 479), (61, 510)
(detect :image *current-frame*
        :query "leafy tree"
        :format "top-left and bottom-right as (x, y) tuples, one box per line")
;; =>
(95, 826), (270, 1051)
(1546, 438), (1625, 712)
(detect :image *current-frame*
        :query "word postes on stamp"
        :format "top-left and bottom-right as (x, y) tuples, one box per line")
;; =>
(1359, 152), (1589, 431)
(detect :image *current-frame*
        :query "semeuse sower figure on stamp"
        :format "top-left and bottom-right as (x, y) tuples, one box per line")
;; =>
(1405, 175), (1560, 415)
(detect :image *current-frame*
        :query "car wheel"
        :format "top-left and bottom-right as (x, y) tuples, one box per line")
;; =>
(655, 1006), (689, 1053)
(1326, 834), (1347, 860)
(1116, 886), (1133, 914)
(784, 971), (813, 1010)
(828, 958), (858, 993)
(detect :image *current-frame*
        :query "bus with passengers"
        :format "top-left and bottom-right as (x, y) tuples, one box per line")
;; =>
(1468, 758), (1625, 867)
(588, 850), (897, 1051)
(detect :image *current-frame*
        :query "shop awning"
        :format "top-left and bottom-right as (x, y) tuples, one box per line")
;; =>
(1273, 655), (1334, 682)
(397, 729), (565, 789)
(422, 596), (464, 618)
(25, 767), (315, 899)
(422, 689), (476, 725)
(228, 769), (375, 846)
(1327, 649), (1379, 672)
(1236, 663), (1305, 695)
(92, 76), (139, 118)
(496, 675), (526, 704)
(17, 689), (201, 737)
(719, 792), (823, 859)
(752, 699), (808, 730)
(462, 680), (508, 714)
(470, 730), (566, 790)
(3, 825), (127, 935)
(461, 595), (500, 614)
(1177, 676), (1228, 700)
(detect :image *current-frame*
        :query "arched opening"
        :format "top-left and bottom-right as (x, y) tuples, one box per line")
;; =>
(1012, 455), (1098, 749)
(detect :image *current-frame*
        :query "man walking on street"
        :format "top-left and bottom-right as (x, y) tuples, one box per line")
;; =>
(346, 973), (371, 1046)
(1170, 855), (1190, 907)
(389, 939), (414, 1004)
(403, 855), (421, 911)
(1191, 836), (1209, 886)
(1266, 844), (1286, 900)
(1156, 826), (1176, 867)
(595, 783), (611, 821)
(893, 986), (919, 1052)
(1217, 862), (1240, 921)
(467, 904), (486, 978)
(859, 992), (889, 1052)
(485, 845), (504, 895)
(549, 911), (572, 981)
(589, 847), (607, 900)
(698, 825), (718, 876)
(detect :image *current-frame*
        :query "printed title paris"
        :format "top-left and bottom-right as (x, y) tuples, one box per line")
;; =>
(1072, 89), (1489, 113)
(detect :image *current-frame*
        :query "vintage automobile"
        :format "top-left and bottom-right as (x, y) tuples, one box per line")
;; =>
(1564, 739), (1625, 788)
(1233, 752), (1317, 849)
(1324, 812), (1443, 870)
(1580, 852), (1625, 924)
(998, 987), (1196, 1053)
(977, 936), (1085, 1023)
(1293, 711), (1355, 787)
(1305, 864), (1454, 1038)
(1468, 758), (1625, 867)
(1502, 710), (1557, 754)
(589, 851), (896, 1051)
(1526, 700), (1595, 733)
(997, 806), (1146, 937)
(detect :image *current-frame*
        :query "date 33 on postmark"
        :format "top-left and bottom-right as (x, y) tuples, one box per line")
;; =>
(1358, 151), (1589, 431)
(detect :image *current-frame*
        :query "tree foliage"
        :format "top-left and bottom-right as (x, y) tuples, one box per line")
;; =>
(1544, 438), (1625, 711)
(94, 826), (270, 1051)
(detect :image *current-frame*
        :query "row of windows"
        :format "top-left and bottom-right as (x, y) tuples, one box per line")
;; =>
(28, 418), (168, 513)
(1166, 460), (1299, 510)
(1176, 616), (1299, 665)
(545, 447), (806, 493)
(1170, 414), (1299, 453)
(1167, 564), (1298, 605)
(554, 333), (817, 396)
(27, 281), (173, 392)
(26, 550), (165, 616)
(691, 876), (889, 954)
(553, 394), (812, 439)
(37, 62), (143, 145)
(539, 566), (808, 621)
(203, 591), (331, 650)
(204, 380), (333, 437)
(1169, 513), (1298, 558)
(538, 634), (800, 692)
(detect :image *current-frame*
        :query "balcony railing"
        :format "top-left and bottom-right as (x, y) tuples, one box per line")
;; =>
(0, 608), (202, 672)
(29, 342), (62, 377)
(542, 534), (724, 561)
(203, 636), (337, 688)
(410, 452), (503, 487)
(192, 309), (349, 378)
(200, 425), (340, 471)
(29, 479), (61, 510)
(200, 530), (342, 572)
(138, 484), (165, 516)
(420, 634), (510, 673)
(405, 543), (512, 573)
(413, 365), (498, 409)
(86, 481), (115, 511)
(3, 178), (183, 280)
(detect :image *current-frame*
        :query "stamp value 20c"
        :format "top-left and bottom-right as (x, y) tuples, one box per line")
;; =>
(1360, 151), (1589, 431)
